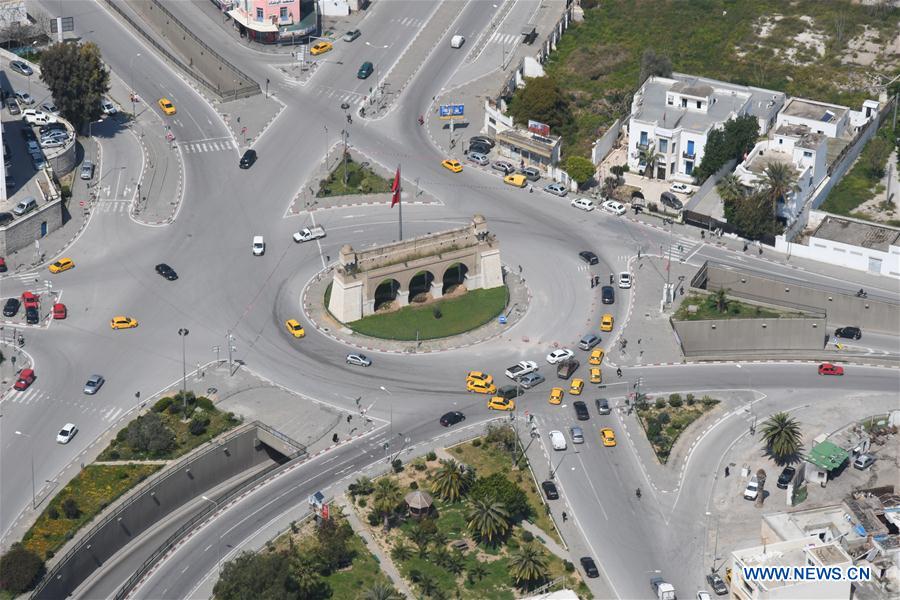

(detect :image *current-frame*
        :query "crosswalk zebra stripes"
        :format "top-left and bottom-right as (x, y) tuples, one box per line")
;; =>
(2, 386), (126, 423)
(180, 139), (236, 154)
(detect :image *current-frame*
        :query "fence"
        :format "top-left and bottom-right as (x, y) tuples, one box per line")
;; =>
(591, 118), (623, 166)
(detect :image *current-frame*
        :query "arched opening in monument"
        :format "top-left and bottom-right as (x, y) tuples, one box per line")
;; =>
(408, 271), (435, 304)
(443, 263), (469, 295)
(373, 278), (401, 311)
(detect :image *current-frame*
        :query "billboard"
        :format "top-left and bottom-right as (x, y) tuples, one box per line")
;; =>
(528, 119), (550, 136)
(439, 104), (465, 119)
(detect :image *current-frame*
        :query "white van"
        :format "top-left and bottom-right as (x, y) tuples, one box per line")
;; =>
(252, 235), (265, 256)
(450, 35), (465, 49)
(549, 430), (567, 451)
(23, 109), (57, 126)
(571, 197), (594, 211)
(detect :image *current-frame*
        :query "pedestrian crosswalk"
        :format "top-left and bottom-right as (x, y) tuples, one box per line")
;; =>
(665, 237), (704, 263)
(486, 32), (521, 47)
(181, 139), (236, 154)
(392, 16), (424, 28)
(3, 387), (126, 423)
(316, 87), (365, 105)
(4, 271), (40, 283)
(94, 200), (131, 213)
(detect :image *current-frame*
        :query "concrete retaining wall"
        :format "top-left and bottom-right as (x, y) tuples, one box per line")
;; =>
(673, 317), (826, 356)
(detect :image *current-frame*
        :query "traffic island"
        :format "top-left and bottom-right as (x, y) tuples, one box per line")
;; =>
(634, 393), (721, 463)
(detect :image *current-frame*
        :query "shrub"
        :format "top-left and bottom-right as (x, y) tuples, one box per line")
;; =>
(225, 412), (239, 423)
(433, 308), (442, 319)
(521, 530), (534, 543)
(153, 397), (173, 412)
(426, 451), (437, 461)
(167, 402), (182, 415)
(0, 543), (45, 594)
(195, 396), (215, 411)
(646, 417), (661, 438)
(47, 507), (59, 520)
(686, 393), (696, 406)
(61, 498), (80, 519)
(392, 459), (403, 473)
(701, 395), (718, 407)
(563, 559), (575, 573)
(358, 497), (367, 507)
(118, 470), (129, 479)
(472, 439), (482, 448)
(367, 510), (381, 526)
(658, 412), (671, 425)
(654, 398), (666, 410)
(668, 393), (681, 403)
(470, 472), (530, 521)
(116, 428), (128, 442)
(108, 449), (120, 460)
(125, 412), (176, 456)
(409, 481), (418, 490)
(668, 396), (683, 408)
(189, 418), (208, 436)
(412, 458), (427, 471)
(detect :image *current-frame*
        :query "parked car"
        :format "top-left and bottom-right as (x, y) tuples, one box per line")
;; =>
(56, 423), (78, 444)
(853, 454), (875, 470)
(504, 174), (527, 187)
(835, 326), (861, 340)
(541, 480), (559, 500)
(83, 374), (105, 395)
(100, 98), (117, 115)
(6, 98), (20, 115)
(601, 199), (626, 215)
(439, 411), (465, 427)
(52, 303), (66, 319)
(491, 160), (515, 175)
(549, 430), (567, 450)
(706, 572), (728, 595)
(580, 557), (600, 578)
(343, 29), (361, 42)
(23, 108), (56, 125)
(0, 212), (12, 226)
(519, 166), (541, 180)
(40, 102), (59, 115)
(601, 286), (615, 304)
(15, 91), (34, 105)
(346, 353), (371, 367)
(467, 142), (491, 155)
(579, 250), (599, 265)
(469, 135), (494, 148)
(571, 197), (594, 211)
(13, 197), (37, 216)
(467, 151), (489, 166)
(618, 272), (632, 289)
(3, 297), (20, 317)
(14, 368), (35, 390)
(544, 182), (568, 197)
(573, 401), (589, 421)
(670, 182), (690, 194)
(518, 372), (545, 389)
(9, 60), (33, 76)
(80, 161), (95, 180)
(660, 191), (684, 211)
(776, 466), (796, 489)
(743, 476), (759, 500)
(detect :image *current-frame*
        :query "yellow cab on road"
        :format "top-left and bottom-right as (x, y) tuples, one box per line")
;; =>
(467, 378), (496, 395)
(549, 387), (564, 405)
(442, 159), (463, 173)
(600, 427), (617, 447)
(310, 41), (333, 55)
(158, 98), (176, 115)
(589, 348), (605, 365)
(48, 257), (74, 273)
(504, 174), (527, 188)
(600, 313), (614, 332)
(590, 367), (602, 384)
(284, 319), (306, 338)
(487, 397), (515, 411)
(569, 378), (584, 395)
(466, 371), (493, 385)
(110, 316), (138, 330)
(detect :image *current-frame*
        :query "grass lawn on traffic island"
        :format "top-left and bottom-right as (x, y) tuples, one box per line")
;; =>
(348, 287), (508, 340)
(316, 156), (392, 197)
(22, 463), (162, 559)
(673, 294), (804, 321)
(636, 393), (720, 463)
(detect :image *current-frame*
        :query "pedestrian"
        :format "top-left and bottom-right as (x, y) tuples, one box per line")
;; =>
(518, 264), (522, 274)
(637, 248), (641, 259)
(725, 466), (730, 477)
(562, 511), (568, 522)
(758, 246), (763, 255)
(701, 230), (706, 239)
(743, 243), (748, 252)
(346, 414), (352, 423)
(609, 274), (614, 284)
(590, 278), (595, 289)
(639, 350), (644, 358)
(637, 338), (641, 345)
(332, 433), (339, 444)
(616, 367), (622, 377)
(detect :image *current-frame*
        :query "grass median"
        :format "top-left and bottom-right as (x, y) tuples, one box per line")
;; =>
(349, 287), (508, 340)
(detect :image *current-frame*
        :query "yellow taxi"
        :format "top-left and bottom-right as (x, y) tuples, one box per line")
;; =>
(158, 98), (176, 115)
(466, 371), (493, 385)
(503, 174), (527, 188)
(48, 257), (75, 273)
(110, 316), (138, 330)
(600, 427), (616, 447)
(590, 367), (602, 384)
(442, 159), (463, 173)
(310, 41), (333, 55)
(467, 378), (496, 395)
(487, 396), (515, 411)
(284, 319), (306, 338)
(588, 348), (605, 365)
(600, 313), (614, 332)
(569, 378), (584, 395)
(549, 387), (564, 405)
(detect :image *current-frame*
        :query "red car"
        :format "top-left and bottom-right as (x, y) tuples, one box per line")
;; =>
(14, 368), (35, 390)
(0, 257), (7, 272)
(21, 291), (39, 310)
(52, 303), (67, 319)
(818, 363), (844, 376)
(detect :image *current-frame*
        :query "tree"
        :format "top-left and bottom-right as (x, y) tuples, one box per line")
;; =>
(865, 136), (891, 179)
(755, 468), (767, 508)
(431, 459), (470, 502)
(290, 553), (331, 600)
(639, 48), (672, 84)
(417, 572), (440, 597)
(38, 42), (109, 131)
(214, 551), (304, 600)
(363, 582), (403, 600)
(61, 498), (80, 519)
(469, 472), (530, 521)
(508, 76), (573, 133)
(760, 161), (797, 218)
(694, 115), (759, 182)
(713, 288), (730, 314)
(727, 191), (780, 240)
(315, 517), (355, 572)
(372, 477), (403, 529)
(409, 523), (432, 557)
(125, 412), (176, 456)
(349, 475), (374, 498)
(564, 156), (595, 186)
(467, 561), (488, 584)
(390, 540), (413, 562)
(0, 543), (45, 594)
(466, 498), (510, 544)
(717, 174), (747, 203)
(509, 543), (549, 587)
(761, 412), (803, 464)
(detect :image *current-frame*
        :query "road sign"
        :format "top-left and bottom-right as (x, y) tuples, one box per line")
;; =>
(439, 104), (464, 119)
(79, 201), (84, 207)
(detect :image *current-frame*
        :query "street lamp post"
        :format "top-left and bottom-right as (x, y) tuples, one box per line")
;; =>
(129, 53), (142, 115)
(379, 385), (392, 437)
(14, 430), (35, 509)
(178, 328), (189, 407)
(201, 495), (222, 572)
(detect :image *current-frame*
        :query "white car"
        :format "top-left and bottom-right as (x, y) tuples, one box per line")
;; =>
(697, 592), (712, 600)
(100, 98), (117, 115)
(504, 360), (539, 380)
(571, 197), (594, 211)
(743, 476), (759, 501)
(23, 108), (56, 125)
(467, 151), (489, 166)
(670, 183), (690, 194)
(57, 423), (78, 444)
(544, 183), (568, 197)
(549, 430), (567, 451)
(601, 199), (626, 216)
(252, 235), (265, 256)
(618, 272), (632, 289)
(546, 349), (574, 364)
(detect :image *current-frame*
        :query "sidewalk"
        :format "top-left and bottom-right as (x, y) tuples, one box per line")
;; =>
(337, 494), (414, 598)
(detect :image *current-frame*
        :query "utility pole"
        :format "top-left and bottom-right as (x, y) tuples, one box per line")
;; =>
(178, 328), (189, 407)
(227, 331), (236, 375)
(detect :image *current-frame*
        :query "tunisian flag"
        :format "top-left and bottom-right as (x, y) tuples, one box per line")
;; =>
(390, 166), (401, 207)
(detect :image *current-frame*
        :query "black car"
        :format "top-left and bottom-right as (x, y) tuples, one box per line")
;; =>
(601, 286), (615, 304)
(10, 60), (33, 76)
(541, 480), (559, 500)
(579, 251), (599, 265)
(706, 572), (728, 595)
(6, 98), (20, 115)
(496, 385), (524, 401)
(466, 142), (491, 155)
(0, 212), (13, 226)
(155, 263), (178, 280)
(580, 557), (599, 578)
(573, 400), (589, 421)
(776, 466), (796, 489)
(439, 411), (465, 427)
(3, 297), (20, 317)
(659, 191), (684, 211)
(469, 135), (495, 148)
(239, 149), (257, 169)
(25, 307), (39, 324)
(357, 61), (374, 79)
(835, 326), (861, 340)
(595, 398), (611, 415)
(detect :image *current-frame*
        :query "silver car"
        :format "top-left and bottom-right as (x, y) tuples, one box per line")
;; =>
(84, 374), (105, 395)
(80, 161), (95, 180)
(346, 353), (371, 367)
(570, 426), (584, 444)
(468, 152), (489, 166)
(545, 183), (568, 197)
(491, 160), (515, 174)
(519, 372), (545, 389)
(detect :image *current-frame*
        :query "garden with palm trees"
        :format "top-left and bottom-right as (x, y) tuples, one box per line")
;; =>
(349, 425), (589, 599)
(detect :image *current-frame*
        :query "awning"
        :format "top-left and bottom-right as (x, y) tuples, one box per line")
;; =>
(496, 129), (558, 160)
(226, 9), (279, 33)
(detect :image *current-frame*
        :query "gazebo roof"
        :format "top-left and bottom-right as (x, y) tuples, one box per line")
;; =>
(405, 490), (434, 509)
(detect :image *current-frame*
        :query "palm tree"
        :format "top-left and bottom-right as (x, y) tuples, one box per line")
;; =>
(409, 524), (432, 557)
(717, 173), (746, 202)
(363, 582), (403, 600)
(445, 549), (465, 575)
(761, 412), (803, 464)
(290, 554), (330, 599)
(755, 468), (767, 508)
(466, 498), (509, 544)
(417, 573), (439, 597)
(467, 560), (488, 583)
(760, 162), (796, 218)
(713, 288), (730, 313)
(431, 459), (470, 502)
(509, 543), (549, 587)
(349, 475), (374, 498)
(390, 540), (413, 562)
(372, 477), (403, 529)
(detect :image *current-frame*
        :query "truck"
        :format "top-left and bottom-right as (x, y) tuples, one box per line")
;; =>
(556, 358), (579, 380)
(505, 360), (538, 380)
(293, 226), (326, 243)
(650, 577), (676, 600)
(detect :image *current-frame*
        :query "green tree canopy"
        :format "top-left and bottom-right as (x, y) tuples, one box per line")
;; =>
(761, 412), (803, 464)
(214, 551), (307, 600)
(371, 477), (403, 529)
(39, 41), (109, 131)
(508, 76), (573, 134)
(315, 516), (355, 573)
(125, 412), (175, 456)
(469, 472), (530, 521)
(0, 543), (45, 594)
(694, 114), (759, 182)
(564, 156), (595, 185)
(430, 458), (470, 502)
(639, 48), (672, 84)
(466, 498), (510, 544)
(509, 543), (549, 587)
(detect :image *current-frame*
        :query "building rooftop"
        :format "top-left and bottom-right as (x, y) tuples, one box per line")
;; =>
(744, 146), (796, 176)
(781, 97), (849, 123)
(496, 128), (560, 159)
(632, 73), (785, 134)
(764, 505), (860, 543)
(813, 215), (900, 252)
(808, 544), (852, 566)
(807, 441), (850, 471)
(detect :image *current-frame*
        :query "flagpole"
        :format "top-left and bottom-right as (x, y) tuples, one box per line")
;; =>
(399, 184), (403, 240)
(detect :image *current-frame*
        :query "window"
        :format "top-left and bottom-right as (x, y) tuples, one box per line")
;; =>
(685, 161), (694, 175)
(696, 101), (702, 109)
(681, 98), (687, 108)
(280, 6), (288, 20)
(639, 131), (648, 146)
(658, 139), (668, 153)
(256, 7), (263, 20)
(667, 95), (674, 106)
(686, 140), (695, 156)
(803, 151), (812, 158)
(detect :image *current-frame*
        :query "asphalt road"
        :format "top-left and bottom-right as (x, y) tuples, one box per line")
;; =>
(1, 1), (897, 598)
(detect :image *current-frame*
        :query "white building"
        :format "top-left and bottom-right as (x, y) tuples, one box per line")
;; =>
(626, 73), (785, 182)
(776, 97), (880, 141)
(734, 124), (828, 223)
(730, 536), (853, 600)
(0, 0), (27, 33)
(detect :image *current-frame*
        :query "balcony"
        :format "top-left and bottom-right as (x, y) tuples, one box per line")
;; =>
(682, 150), (696, 159)
(636, 142), (650, 151)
